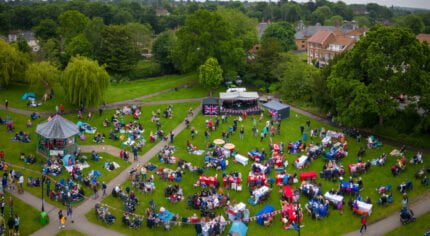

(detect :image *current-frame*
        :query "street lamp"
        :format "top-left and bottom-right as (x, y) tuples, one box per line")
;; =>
(41, 173), (46, 212)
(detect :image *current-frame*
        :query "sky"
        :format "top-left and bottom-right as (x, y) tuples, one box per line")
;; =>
(292, 0), (430, 10)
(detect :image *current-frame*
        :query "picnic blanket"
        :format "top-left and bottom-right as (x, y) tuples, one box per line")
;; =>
(193, 150), (205, 155)
(64, 162), (90, 172)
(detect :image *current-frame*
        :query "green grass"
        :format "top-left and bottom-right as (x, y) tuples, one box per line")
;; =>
(0, 73), (196, 112)
(1, 192), (45, 235)
(105, 73), (197, 103)
(63, 102), (199, 155)
(141, 84), (223, 102)
(56, 230), (86, 236)
(86, 111), (430, 235)
(386, 211), (430, 236)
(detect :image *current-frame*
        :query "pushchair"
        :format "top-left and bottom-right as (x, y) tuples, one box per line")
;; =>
(400, 207), (416, 224)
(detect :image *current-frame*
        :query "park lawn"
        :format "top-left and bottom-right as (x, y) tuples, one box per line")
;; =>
(105, 73), (197, 104)
(2, 192), (45, 236)
(0, 73), (196, 112)
(0, 83), (72, 113)
(86, 111), (430, 235)
(141, 84), (224, 102)
(64, 102), (199, 156)
(386, 211), (430, 235)
(56, 230), (86, 236)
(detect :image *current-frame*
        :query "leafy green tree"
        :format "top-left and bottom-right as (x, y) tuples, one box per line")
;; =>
(123, 23), (153, 54)
(173, 9), (245, 76)
(276, 53), (320, 102)
(245, 37), (282, 84)
(325, 15), (343, 27)
(62, 56), (110, 107)
(311, 6), (332, 24)
(353, 16), (371, 27)
(281, 3), (302, 23)
(217, 7), (258, 50)
(58, 10), (89, 40)
(400, 14), (425, 35)
(16, 36), (31, 54)
(33, 19), (58, 40)
(0, 40), (27, 87)
(26, 61), (60, 95)
(96, 25), (139, 74)
(152, 30), (177, 74)
(199, 57), (223, 96)
(84, 17), (105, 55)
(262, 22), (296, 51)
(112, 8), (133, 24)
(41, 39), (62, 67)
(327, 26), (429, 126)
(65, 34), (92, 58)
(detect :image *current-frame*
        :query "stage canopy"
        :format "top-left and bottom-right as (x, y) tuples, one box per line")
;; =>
(219, 91), (259, 101)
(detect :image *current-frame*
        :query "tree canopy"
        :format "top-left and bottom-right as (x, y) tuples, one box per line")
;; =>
(199, 57), (223, 96)
(152, 30), (177, 74)
(62, 56), (110, 107)
(261, 22), (296, 52)
(173, 9), (245, 76)
(0, 40), (27, 87)
(26, 61), (60, 94)
(327, 26), (430, 127)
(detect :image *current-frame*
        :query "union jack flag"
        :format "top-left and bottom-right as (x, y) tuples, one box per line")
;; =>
(269, 109), (278, 118)
(204, 105), (218, 115)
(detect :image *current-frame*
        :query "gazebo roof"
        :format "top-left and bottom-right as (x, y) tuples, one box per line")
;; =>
(262, 100), (290, 111)
(36, 115), (79, 139)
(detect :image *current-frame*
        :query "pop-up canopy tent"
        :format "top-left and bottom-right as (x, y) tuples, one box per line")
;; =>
(22, 92), (36, 100)
(202, 97), (219, 115)
(255, 205), (275, 225)
(219, 91), (260, 115)
(262, 100), (290, 120)
(36, 115), (79, 157)
(229, 221), (248, 236)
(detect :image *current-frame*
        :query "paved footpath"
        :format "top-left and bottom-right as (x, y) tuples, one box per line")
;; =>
(344, 191), (430, 236)
(30, 105), (201, 236)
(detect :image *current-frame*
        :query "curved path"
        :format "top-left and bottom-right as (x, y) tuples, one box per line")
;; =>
(29, 105), (201, 236)
(344, 191), (430, 236)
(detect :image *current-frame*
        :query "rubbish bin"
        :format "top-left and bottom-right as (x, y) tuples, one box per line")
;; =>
(40, 211), (48, 225)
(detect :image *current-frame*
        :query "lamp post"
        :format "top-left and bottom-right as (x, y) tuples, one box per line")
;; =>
(41, 173), (46, 212)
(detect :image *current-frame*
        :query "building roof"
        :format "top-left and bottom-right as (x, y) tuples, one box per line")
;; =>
(333, 35), (355, 46)
(36, 115), (79, 139)
(307, 30), (333, 44)
(202, 97), (218, 105)
(262, 100), (290, 111)
(219, 91), (259, 101)
(8, 31), (36, 41)
(295, 25), (337, 40)
(417, 34), (430, 44)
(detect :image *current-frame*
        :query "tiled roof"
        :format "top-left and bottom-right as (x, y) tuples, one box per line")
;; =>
(307, 30), (333, 44)
(417, 34), (430, 44)
(295, 25), (337, 39)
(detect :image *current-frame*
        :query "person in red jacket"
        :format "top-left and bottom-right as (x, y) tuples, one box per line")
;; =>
(360, 216), (367, 234)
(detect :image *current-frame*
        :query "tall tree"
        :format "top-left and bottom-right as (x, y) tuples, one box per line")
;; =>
(0, 40), (27, 87)
(84, 17), (105, 55)
(65, 33), (92, 59)
(173, 9), (245, 76)
(262, 21), (297, 51)
(199, 57), (223, 96)
(26, 61), (60, 95)
(62, 56), (109, 107)
(33, 19), (58, 40)
(152, 30), (178, 74)
(327, 26), (429, 126)
(58, 10), (89, 40)
(96, 25), (139, 74)
(123, 23), (153, 54)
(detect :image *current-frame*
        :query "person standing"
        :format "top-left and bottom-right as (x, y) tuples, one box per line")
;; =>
(132, 146), (138, 161)
(239, 126), (244, 140)
(58, 210), (63, 229)
(67, 204), (73, 224)
(0, 197), (4, 215)
(59, 104), (65, 114)
(102, 182), (107, 196)
(170, 131), (174, 143)
(13, 214), (19, 235)
(359, 216), (367, 234)
(4, 99), (8, 110)
(7, 216), (14, 236)
(55, 105), (59, 114)
(300, 125), (304, 134)
(18, 175), (24, 194)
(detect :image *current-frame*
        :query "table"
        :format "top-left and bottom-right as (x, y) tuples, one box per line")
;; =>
(357, 201), (373, 215)
(295, 155), (309, 169)
(224, 143), (235, 152)
(300, 171), (317, 181)
(233, 202), (246, 212)
(235, 154), (249, 166)
(253, 186), (270, 196)
(214, 139), (225, 145)
(322, 136), (332, 146)
(324, 192), (344, 204)
(283, 185), (294, 199)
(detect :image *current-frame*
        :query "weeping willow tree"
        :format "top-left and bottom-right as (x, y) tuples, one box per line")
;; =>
(62, 56), (109, 107)
(0, 39), (28, 87)
(26, 61), (60, 96)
